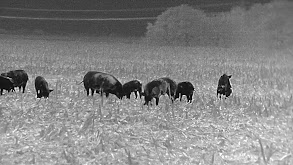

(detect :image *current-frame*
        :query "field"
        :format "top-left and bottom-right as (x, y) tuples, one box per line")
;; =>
(0, 34), (292, 165)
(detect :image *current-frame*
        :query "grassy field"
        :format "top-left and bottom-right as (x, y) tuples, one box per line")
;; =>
(0, 34), (292, 165)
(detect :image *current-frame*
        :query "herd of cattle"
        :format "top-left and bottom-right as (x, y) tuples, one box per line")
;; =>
(0, 70), (233, 105)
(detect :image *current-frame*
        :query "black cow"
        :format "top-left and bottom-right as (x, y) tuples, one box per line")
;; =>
(1, 70), (29, 93)
(158, 77), (177, 102)
(142, 79), (170, 106)
(0, 76), (15, 95)
(83, 71), (123, 99)
(122, 80), (142, 99)
(175, 81), (194, 103)
(35, 76), (53, 98)
(217, 74), (232, 99)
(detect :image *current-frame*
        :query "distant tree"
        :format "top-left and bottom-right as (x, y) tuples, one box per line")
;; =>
(145, 0), (293, 48)
(146, 5), (208, 46)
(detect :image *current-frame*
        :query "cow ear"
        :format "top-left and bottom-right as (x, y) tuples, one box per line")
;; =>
(228, 75), (232, 78)
(49, 89), (53, 93)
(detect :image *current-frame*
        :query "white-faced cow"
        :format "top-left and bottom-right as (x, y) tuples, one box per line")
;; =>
(35, 76), (53, 98)
(217, 74), (232, 99)
(122, 80), (142, 99)
(1, 70), (28, 93)
(83, 71), (123, 99)
(175, 81), (194, 103)
(0, 76), (15, 95)
(158, 77), (177, 102)
(142, 79), (170, 106)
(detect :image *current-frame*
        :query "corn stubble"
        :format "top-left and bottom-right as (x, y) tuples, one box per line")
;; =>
(0, 36), (292, 164)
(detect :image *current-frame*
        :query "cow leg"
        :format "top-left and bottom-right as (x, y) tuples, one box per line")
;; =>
(155, 97), (159, 106)
(36, 90), (41, 98)
(0, 89), (3, 95)
(105, 92), (109, 98)
(22, 84), (26, 93)
(127, 93), (131, 99)
(134, 91), (138, 99)
(180, 94), (182, 101)
(189, 94), (193, 103)
(18, 86), (21, 92)
(169, 94), (174, 103)
(85, 88), (90, 96)
(225, 91), (231, 98)
(91, 88), (94, 96)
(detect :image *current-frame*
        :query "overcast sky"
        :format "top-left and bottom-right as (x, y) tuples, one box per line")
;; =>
(1, 0), (271, 10)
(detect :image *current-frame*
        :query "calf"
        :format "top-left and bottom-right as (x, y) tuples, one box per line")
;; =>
(1, 70), (29, 93)
(83, 71), (123, 99)
(217, 74), (232, 99)
(175, 81), (195, 103)
(35, 76), (53, 98)
(122, 80), (142, 99)
(0, 76), (15, 95)
(158, 77), (177, 102)
(142, 79), (170, 106)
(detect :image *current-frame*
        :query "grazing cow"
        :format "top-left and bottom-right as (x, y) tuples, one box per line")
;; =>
(83, 71), (123, 99)
(175, 81), (195, 103)
(35, 76), (53, 98)
(217, 74), (232, 99)
(142, 79), (170, 106)
(1, 70), (29, 93)
(122, 80), (142, 99)
(158, 77), (177, 102)
(0, 76), (15, 95)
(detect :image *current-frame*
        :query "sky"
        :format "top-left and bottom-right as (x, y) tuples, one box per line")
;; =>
(1, 0), (271, 10)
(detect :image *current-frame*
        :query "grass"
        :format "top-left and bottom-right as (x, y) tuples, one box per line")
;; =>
(0, 34), (292, 165)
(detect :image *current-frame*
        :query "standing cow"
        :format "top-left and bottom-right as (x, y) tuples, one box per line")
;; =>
(35, 76), (53, 98)
(1, 70), (29, 93)
(0, 76), (15, 95)
(122, 80), (142, 99)
(158, 77), (177, 102)
(142, 79), (170, 106)
(175, 81), (194, 103)
(83, 71), (123, 99)
(217, 74), (232, 99)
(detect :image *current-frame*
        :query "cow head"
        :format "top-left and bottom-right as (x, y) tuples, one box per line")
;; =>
(1, 73), (8, 77)
(219, 74), (232, 89)
(115, 85), (124, 100)
(143, 95), (152, 105)
(38, 89), (53, 98)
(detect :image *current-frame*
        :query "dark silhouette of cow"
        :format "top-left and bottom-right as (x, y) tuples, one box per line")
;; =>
(0, 76), (15, 95)
(35, 76), (53, 98)
(142, 79), (170, 106)
(158, 77), (177, 102)
(175, 81), (194, 103)
(1, 70), (28, 93)
(83, 71), (123, 99)
(122, 80), (142, 99)
(217, 74), (232, 99)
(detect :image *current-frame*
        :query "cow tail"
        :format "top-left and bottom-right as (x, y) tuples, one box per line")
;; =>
(173, 84), (177, 101)
(100, 87), (103, 97)
(167, 83), (171, 101)
(100, 81), (105, 97)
